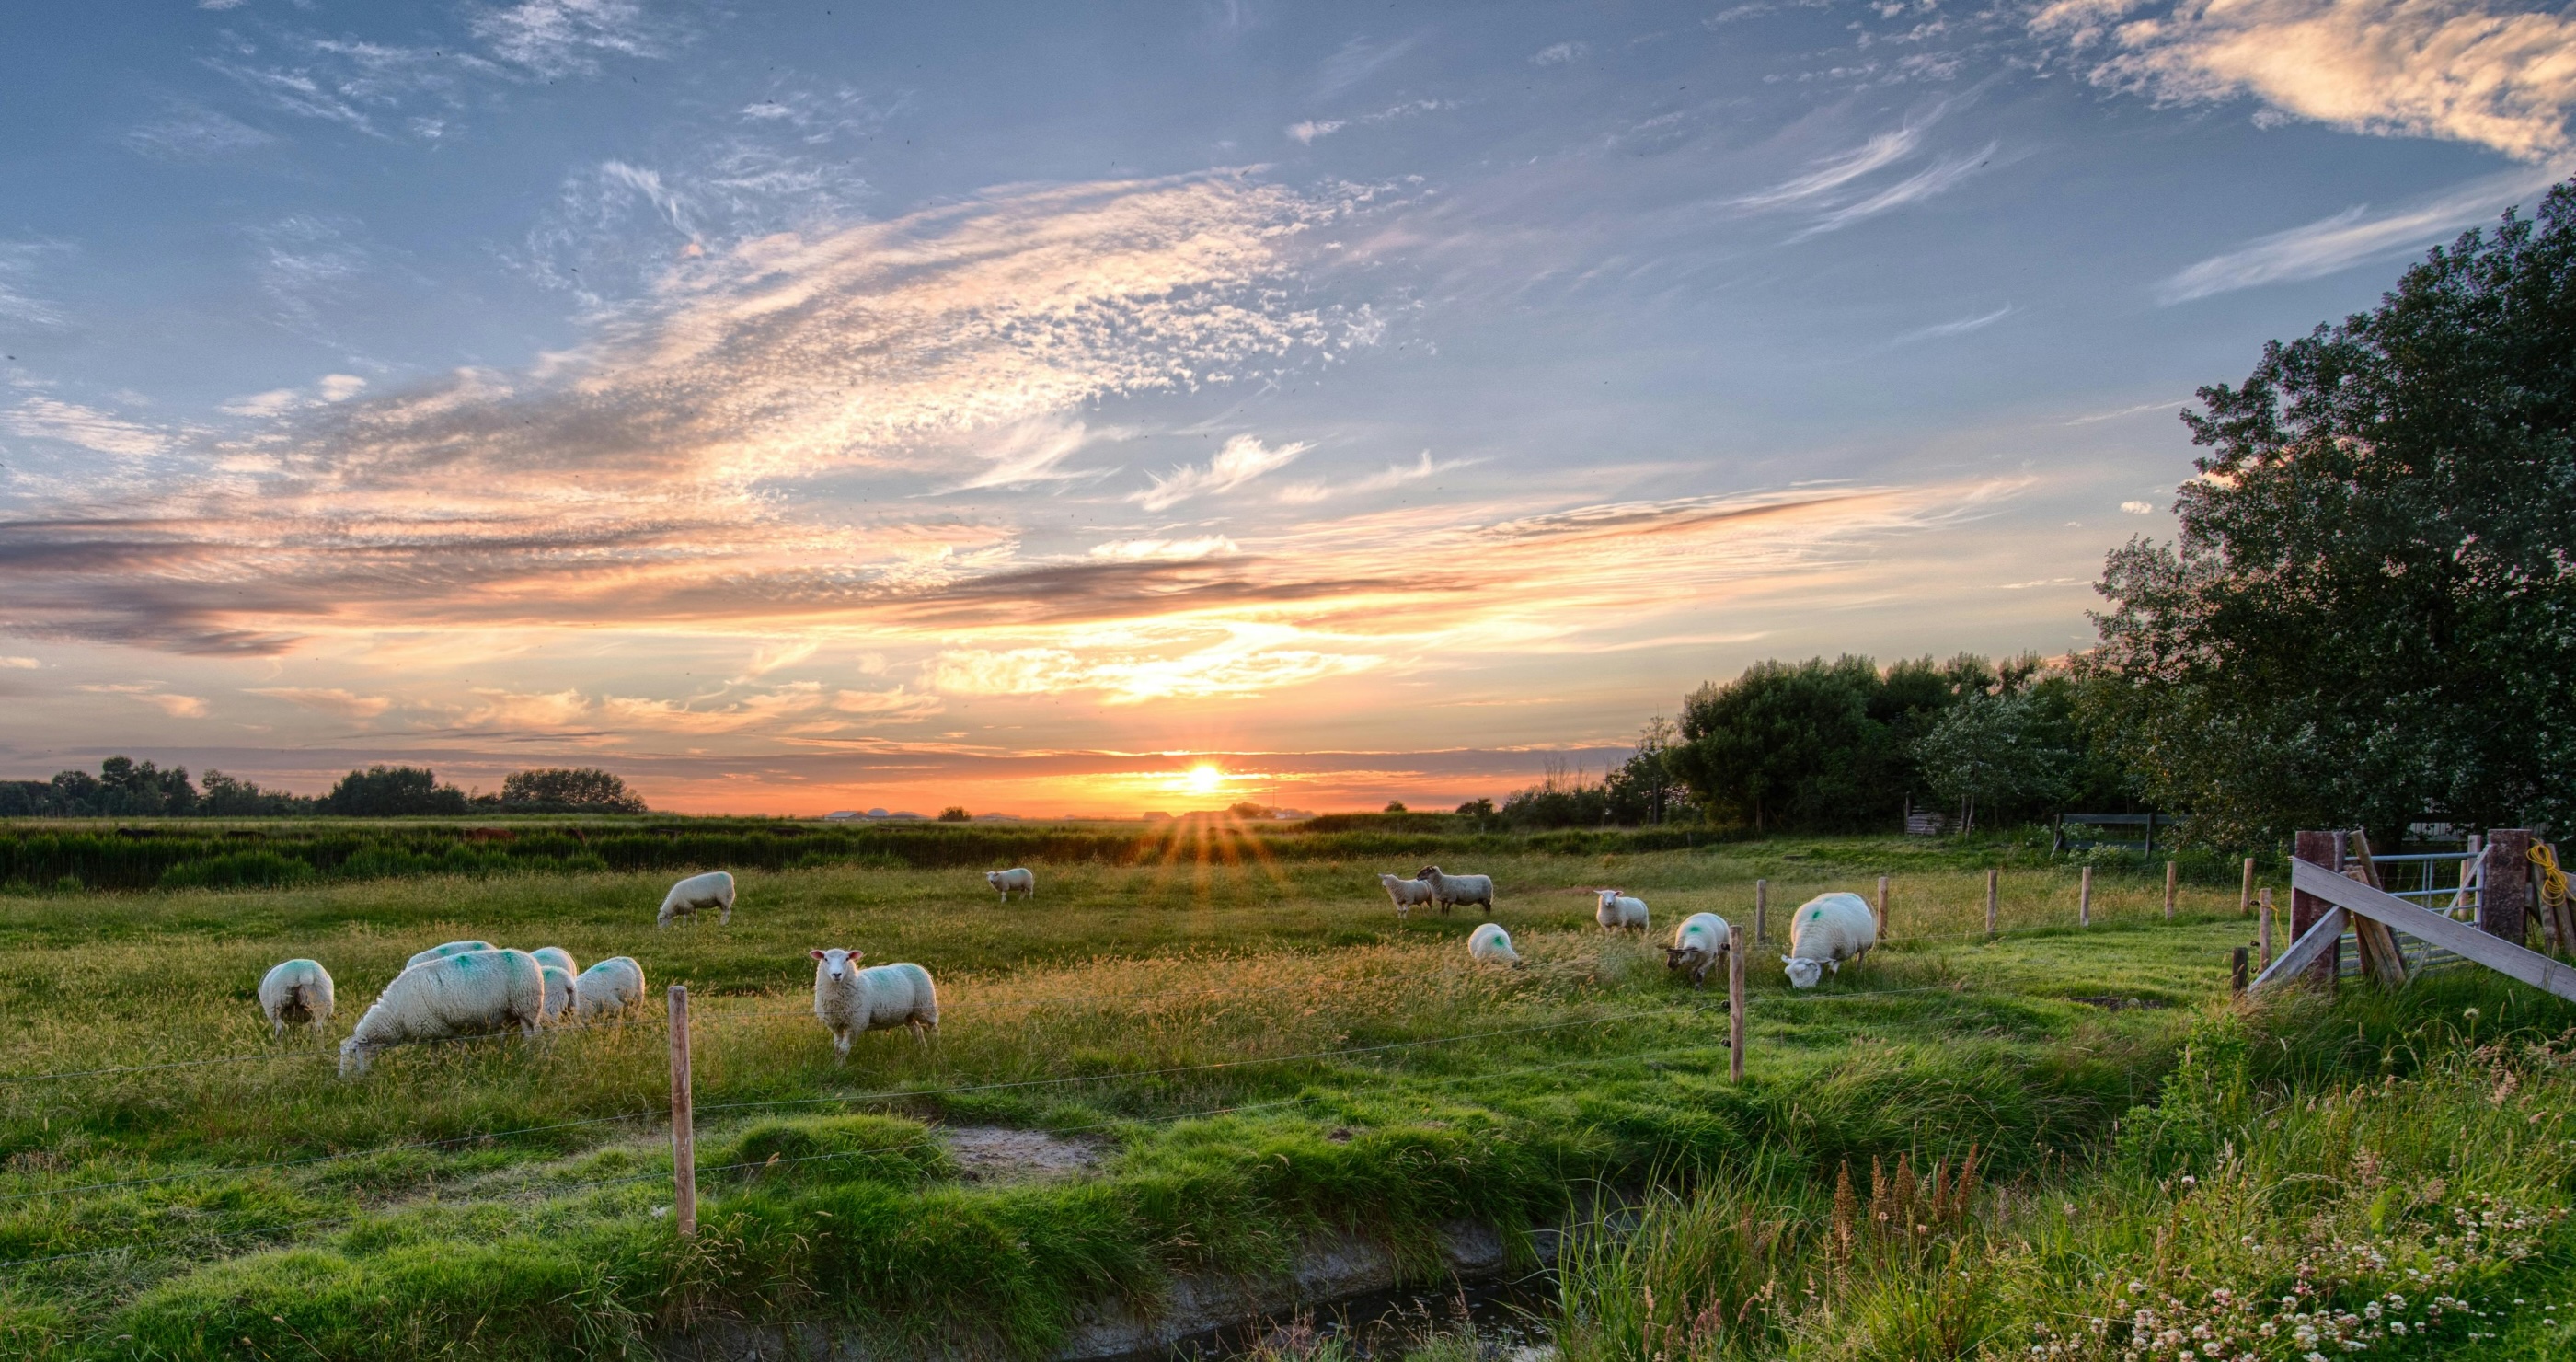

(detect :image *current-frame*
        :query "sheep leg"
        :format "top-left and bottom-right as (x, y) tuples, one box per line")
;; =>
(908, 1017), (930, 1046)
(833, 1029), (852, 1064)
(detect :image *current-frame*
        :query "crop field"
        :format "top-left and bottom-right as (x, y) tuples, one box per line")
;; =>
(1, 832), (2570, 1360)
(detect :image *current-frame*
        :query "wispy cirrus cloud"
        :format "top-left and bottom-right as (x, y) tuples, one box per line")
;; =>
(246, 686), (393, 719)
(1732, 103), (1998, 240)
(2157, 159), (2570, 301)
(1133, 434), (1314, 511)
(1789, 142), (1997, 239)
(2033, 0), (2576, 160)
(1892, 303), (2014, 343)
(4, 398), (171, 456)
(469, 0), (678, 78)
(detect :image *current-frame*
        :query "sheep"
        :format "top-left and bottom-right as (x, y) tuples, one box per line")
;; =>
(258, 959), (335, 1038)
(1466, 922), (1524, 967)
(1664, 912), (1732, 988)
(1595, 890), (1650, 934)
(1377, 872), (1436, 918)
(811, 949), (938, 1061)
(572, 956), (646, 1024)
(530, 946), (578, 977)
(1415, 865), (1496, 917)
(405, 940), (494, 971)
(658, 871), (735, 928)
(339, 948), (546, 1078)
(985, 867), (1036, 902)
(1781, 892), (1879, 989)
(539, 964), (577, 1025)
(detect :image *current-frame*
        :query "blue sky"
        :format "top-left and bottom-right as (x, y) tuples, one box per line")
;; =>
(3, 0), (2570, 813)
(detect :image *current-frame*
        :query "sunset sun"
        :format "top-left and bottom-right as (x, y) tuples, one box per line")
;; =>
(1184, 764), (1224, 796)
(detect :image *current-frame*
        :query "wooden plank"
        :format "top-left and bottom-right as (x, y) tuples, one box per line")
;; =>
(2348, 832), (2409, 985)
(2290, 860), (2576, 1004)
(2249, 903), (2345, 994)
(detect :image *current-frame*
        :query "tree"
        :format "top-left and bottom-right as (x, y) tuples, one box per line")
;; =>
(1604, 715), (1688, 825)
(937, 806), (971, 822)
(1668, 656), (1896, 832)
(1910, 692), (2071, 835)
(499, 767), (647, 813)
(1383, 801), (1408, 814)
(2080, 182), (2576, 846)
(322, 766), (469, 817)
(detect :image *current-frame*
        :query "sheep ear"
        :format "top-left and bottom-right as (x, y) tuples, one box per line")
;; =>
(811, 950), (827, 960)
(1780, 955), (1795, 965)
(848, 951), (866, 961)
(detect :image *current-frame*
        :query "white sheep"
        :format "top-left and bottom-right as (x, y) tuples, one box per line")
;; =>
(339, 948), (546, 1078)
(658, 871), (735, 928)
(1466, 922), (1524, 967)
(1595, 890), (1650, 933)
(811, 949), (938, 1061)
(572, 956), (646, 1024)
(1416, 865), (1496, 917)
(1665, 912), (1732, 988)
(405, 940), (494, 970)
(258, 959), (335, 1038)
(1781, 892), (1879, 989)
(538, 964), (577, 1025)
(1377, 872), (1436, 918)
(530, 946), (578, 977)
(985, 867), (1036, 902)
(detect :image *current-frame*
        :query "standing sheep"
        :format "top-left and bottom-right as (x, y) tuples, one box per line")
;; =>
(258, 959), (335, 1038)
(538, 964), (578, 1025)
(405, 940), (494, 970)
(1664, 912), (1732, 987)
(658, 871), (735, 928)
(1377, 872), (1436, 918)
(572, 956), (646, 1023)
(531, 946), (578, 977)
(1416, 866), (1496, 917)
(339, 948), (546, 1077)
(811, 949), (939, 1060)
(1781, 892), (1878, 989)
(984, 868), (1036, 902)
(1595, 890), (1650, 933)
(1466, 922), (1524, 967)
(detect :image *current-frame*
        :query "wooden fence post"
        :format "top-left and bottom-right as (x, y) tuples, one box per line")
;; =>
(668, 984), (697, 1239)
(1984, 869), (1999, 937)
(1754, 878), (1768, 946)
(2231, 946), (2248, 996)
(2259, 888), (2273, 968)
(1877, 875), (1890, 938)
(1728, 923), (1746, 1083)
(2291, 830), (2342, 989)
(2165, 860), (2178, 921)
(2484, 830), (2533, 946)
(2078, 865), (2091, 928)
(2239, 858), (2255, 918)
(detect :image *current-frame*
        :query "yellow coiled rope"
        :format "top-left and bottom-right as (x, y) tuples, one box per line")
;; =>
(2533, 841), (2570, 921)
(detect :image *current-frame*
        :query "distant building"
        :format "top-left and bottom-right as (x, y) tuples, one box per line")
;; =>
(1142, 811), (1173, 822)
(974, 812), (1021, 822)
(823, 810), (860, 822)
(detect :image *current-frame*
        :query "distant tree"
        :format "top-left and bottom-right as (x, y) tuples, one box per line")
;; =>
(1226, 801), (1270, 819)
(499, 767), (647, 814)
(1603, 715), (1687, 825)
(1383, 801), (1408, 814)
(2079, 183), (2576, 846)
(1455, 798), (1495, 817)
(937, 806), (971, 822)
(322, 765), (469, 817)
(198, 769), (314, 816)
(1668, 657), (1891, 832)
(1910, 692), (2072, 835)
(1501, 757), (1612, 829)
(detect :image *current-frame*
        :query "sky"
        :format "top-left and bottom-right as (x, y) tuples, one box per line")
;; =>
(3, 0), (2572, 815)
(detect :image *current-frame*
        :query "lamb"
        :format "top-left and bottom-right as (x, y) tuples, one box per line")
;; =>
(258, 959), (335, 1038)
(1415, 866), (1496, 917)
(530, 946), (578, 977)
(339, 947), (546, 1077)
(572, 956), (647, 1024)
(1781, 892), (1878, 989)
(1595, 890), (1650, 933)
(1466, 922), (1524, 967)
(1377, 872), (1436, 918)
(1664, 912), (1732, 988)
(405, 940), (494, 970)
(658, 871), (735, 928)
(811, 949), (938, 1061)
(985, 867), (1036, 902)
(538, 964), (577, 1025)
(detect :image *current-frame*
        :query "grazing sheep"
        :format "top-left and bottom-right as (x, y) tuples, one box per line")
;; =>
(538, 964), (577, 1025)
(1415, 865), (1496, 917)
(985, 867), (1036, 902)
(658, 871), (735, 929)
(1664, 912), (1732, 988)
(339, 948), (546, 1078)
(530, 946), (577, 977)
(572, 956), (646, 1024)
(1595, 890), (1651, 933)
(405, 940), (494, 971)
(1377, 872), (1436, 918)
(1781, 892), (1878, 989)
(811, 949), (938, 1061)
(1466, 922), (1524, 967)
(258, 959), (335, 1038)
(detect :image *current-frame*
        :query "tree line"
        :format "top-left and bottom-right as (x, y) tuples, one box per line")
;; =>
(0, 761), (649, 818)
(1508, 179), (2576, 848)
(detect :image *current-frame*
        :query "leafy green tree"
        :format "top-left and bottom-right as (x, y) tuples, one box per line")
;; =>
(499, 767), (648, 813)
(1668, 656), (1895, 832)
(1911, 691), (2071, 835)
(2081, 182), (2576, 846)
(322, 765), (469, 817)
(198, 769), (313, 816)
(937, 806), (971, 822)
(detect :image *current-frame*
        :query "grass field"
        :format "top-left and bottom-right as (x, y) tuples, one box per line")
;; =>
(0, 832), (2562, 1359)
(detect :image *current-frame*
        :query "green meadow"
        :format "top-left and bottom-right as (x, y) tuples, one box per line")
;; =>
(0, 830), (2569, 1360)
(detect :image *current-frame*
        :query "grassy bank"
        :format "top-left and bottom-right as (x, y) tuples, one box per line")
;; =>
(0, 843), (2329, 1357)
